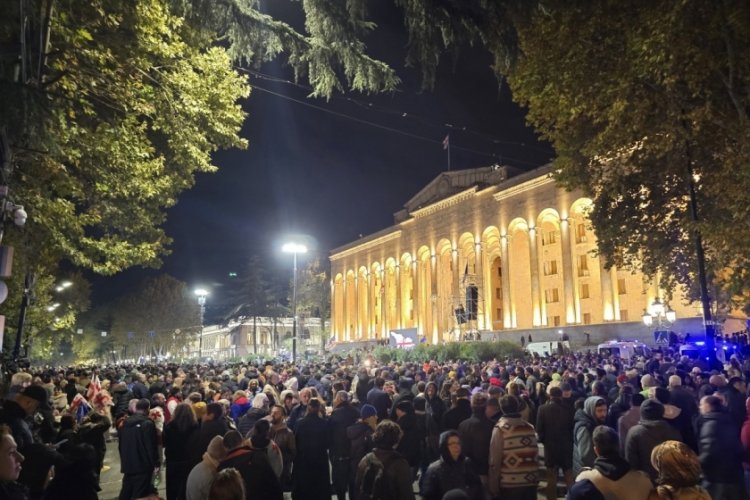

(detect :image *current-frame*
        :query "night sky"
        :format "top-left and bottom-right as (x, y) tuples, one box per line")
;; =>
(90, 3), (553, 316)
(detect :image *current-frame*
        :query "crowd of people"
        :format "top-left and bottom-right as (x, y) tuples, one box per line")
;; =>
(0, 345), (748, 500)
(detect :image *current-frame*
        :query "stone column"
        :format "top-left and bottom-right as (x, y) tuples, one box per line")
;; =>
(395, 265), (402, 329)
(431, 254), (438, 344)
(353, 275), (359, 340)
(560, 218), (577, 324)
(501, 235), (513, 328)
(529, 227), (542, 326)
(412, 260), (420, 334)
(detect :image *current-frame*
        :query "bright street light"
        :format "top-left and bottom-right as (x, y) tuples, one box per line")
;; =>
(282, 242), (308, 363)
(194, 288), (209, 360)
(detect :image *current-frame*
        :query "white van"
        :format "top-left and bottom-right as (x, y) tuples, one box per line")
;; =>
(526, 340), (571, 357)
(597, 340), (651, 361)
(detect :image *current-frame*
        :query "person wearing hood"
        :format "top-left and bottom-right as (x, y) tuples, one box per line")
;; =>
(568, 425), (652, 500)
(624, 399), (681, 482)
(421, 431), (482, 500)
(111, 382), (134, 420)
(488, 395), (539, 500)
(237, 393), (269, 437)
(218, 430), (283, 500)
(697, 395), (748, 499)
(648, 440), (711, 500)
(186, 435), (227, 500)
(424, 381), (446, 466)
(573, 396), (607, 477)
(247, 419), (283, 478)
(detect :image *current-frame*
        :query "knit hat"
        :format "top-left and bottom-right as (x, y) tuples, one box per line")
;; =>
(616, 374), (628, 384)
(640, 399), (665, 420)
(21, 385), (51, 411)
(551, 373), (562, 382)
(668, 375), (682, 387)
(360, 404), (377, 419)
(489, 377), (502, 387)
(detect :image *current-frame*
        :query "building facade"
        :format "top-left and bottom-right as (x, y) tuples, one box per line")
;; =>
(189, 316), (330, 360)
(329, 165), (700, 345)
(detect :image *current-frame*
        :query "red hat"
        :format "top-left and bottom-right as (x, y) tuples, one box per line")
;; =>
(617, 374), (628, 384)
(489, 377), (502, 387)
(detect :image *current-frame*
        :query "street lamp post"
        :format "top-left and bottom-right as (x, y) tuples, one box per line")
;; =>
(282, 242), (307, 364)
(194, 288), (208, 361)
(642, 298), (676, 345)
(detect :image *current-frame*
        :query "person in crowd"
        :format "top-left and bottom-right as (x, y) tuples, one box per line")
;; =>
(389, 378), (415, 421)
(287, 388), (311, 432)
(568, 426), (652, 500)
(164, 387), (182, 423)
(329, 390), (360, 500)
(742, 396), (750, 491)
(229, 391), (252, 424)
(458, 392), (494, 490)
(78, 411), (110, 487)
(536, 385), (574, 500)
(355, 420), (415, 500)
(6, 374), (32, 403)
(111, 382), (134, 421)
(366, 377), (391, 422)
(617, 392), (644, 453)
(347, 404), (377, 500)
(0, 425), (26, 500)
(392, 400), (420, 480)
(697, 395), (748, 499)
(443, 387), (472, 431)
(573, 396), (606, 477)
(237, 393), (269, 437)
(186, 435), (227, 500)
(42, 443), (100, 500)
(424, 381), (446, 468)
(488, 395), (539, 500)
(209, 467), (246, 500)
(292, 398), (331, 500)
(187, 402), (229, 468)
(421, 430), (482, 500)
(118, 398), (159, 500)
(625, 399), (681, 482)
(219, 430), (283, 500)
(246, 419), (283, 478)
(163, 402), (199, 500)
(648, 440), (710, 500)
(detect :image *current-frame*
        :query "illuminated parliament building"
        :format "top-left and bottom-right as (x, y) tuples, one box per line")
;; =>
(329, 165), (700, 346)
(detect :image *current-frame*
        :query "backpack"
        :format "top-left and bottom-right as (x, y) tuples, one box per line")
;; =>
(358, 452), (393, 500)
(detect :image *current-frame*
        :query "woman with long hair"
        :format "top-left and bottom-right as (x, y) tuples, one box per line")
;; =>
(648, 440), (710, 499)
(163, 402), (199, 500)
(208, 468), (245, 500)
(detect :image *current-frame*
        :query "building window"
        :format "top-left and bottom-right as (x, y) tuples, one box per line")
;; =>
(577, 255), (589, 277)
(617, 278), (627, 295)
(619, 309), (629, 321)
(580, 283), (590, 299)
(576, 223), (588, 243)
(544, 288), (560, 303)
(583, 312), (592, 324)
(497, 266), (502, 277)
(542, 230), (557, 246)
(495, 287), (502, 299)
(547, 315), (561, 326)
(496, 308), (502, 320)
(543, 260), (558, 276)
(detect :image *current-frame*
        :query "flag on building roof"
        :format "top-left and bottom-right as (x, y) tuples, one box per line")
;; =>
(442, 134), (450, 150)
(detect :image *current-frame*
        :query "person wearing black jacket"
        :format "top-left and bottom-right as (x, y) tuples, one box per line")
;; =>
(329, 391), (360, 500)
(536, 386), (574, 500)
(186, 403), (229, 469)
(118, 399), (159, 500)
(389, 379), (415, 421)
(293, 398), (331, 500)
(457, 393), (494, 486)
(442, 387), (471, 431)
(346, 404), (377, 500)
(218, 430), (283, 500)
(163, 403), (199, 500)
(698, 395), (748, 500)
(421, 430), (482, 500)
(366, 378), (391, 422)
(394, 400), (422, 478)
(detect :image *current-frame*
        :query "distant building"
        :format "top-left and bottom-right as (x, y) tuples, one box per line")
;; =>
(329, 165), (701, 346)
(189, 316), (330, 360)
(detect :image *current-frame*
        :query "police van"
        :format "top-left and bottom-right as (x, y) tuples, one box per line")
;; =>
(597, 340), (651, 361)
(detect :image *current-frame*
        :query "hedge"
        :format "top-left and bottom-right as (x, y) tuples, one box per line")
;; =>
(370, 340), (524, 364)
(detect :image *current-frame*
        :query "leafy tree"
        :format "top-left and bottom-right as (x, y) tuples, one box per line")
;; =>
(292, 257), (330, 350)
(108, 274), (199, 359)
(224, 254), (273, 320)
(1, 0), (249, 275)
(502, 1), (750, 308)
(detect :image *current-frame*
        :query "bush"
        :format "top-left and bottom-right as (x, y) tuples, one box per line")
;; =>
(369, 340), (523, 364)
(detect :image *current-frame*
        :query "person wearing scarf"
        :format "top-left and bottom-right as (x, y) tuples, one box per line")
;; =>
(185, 435), (227, 500)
